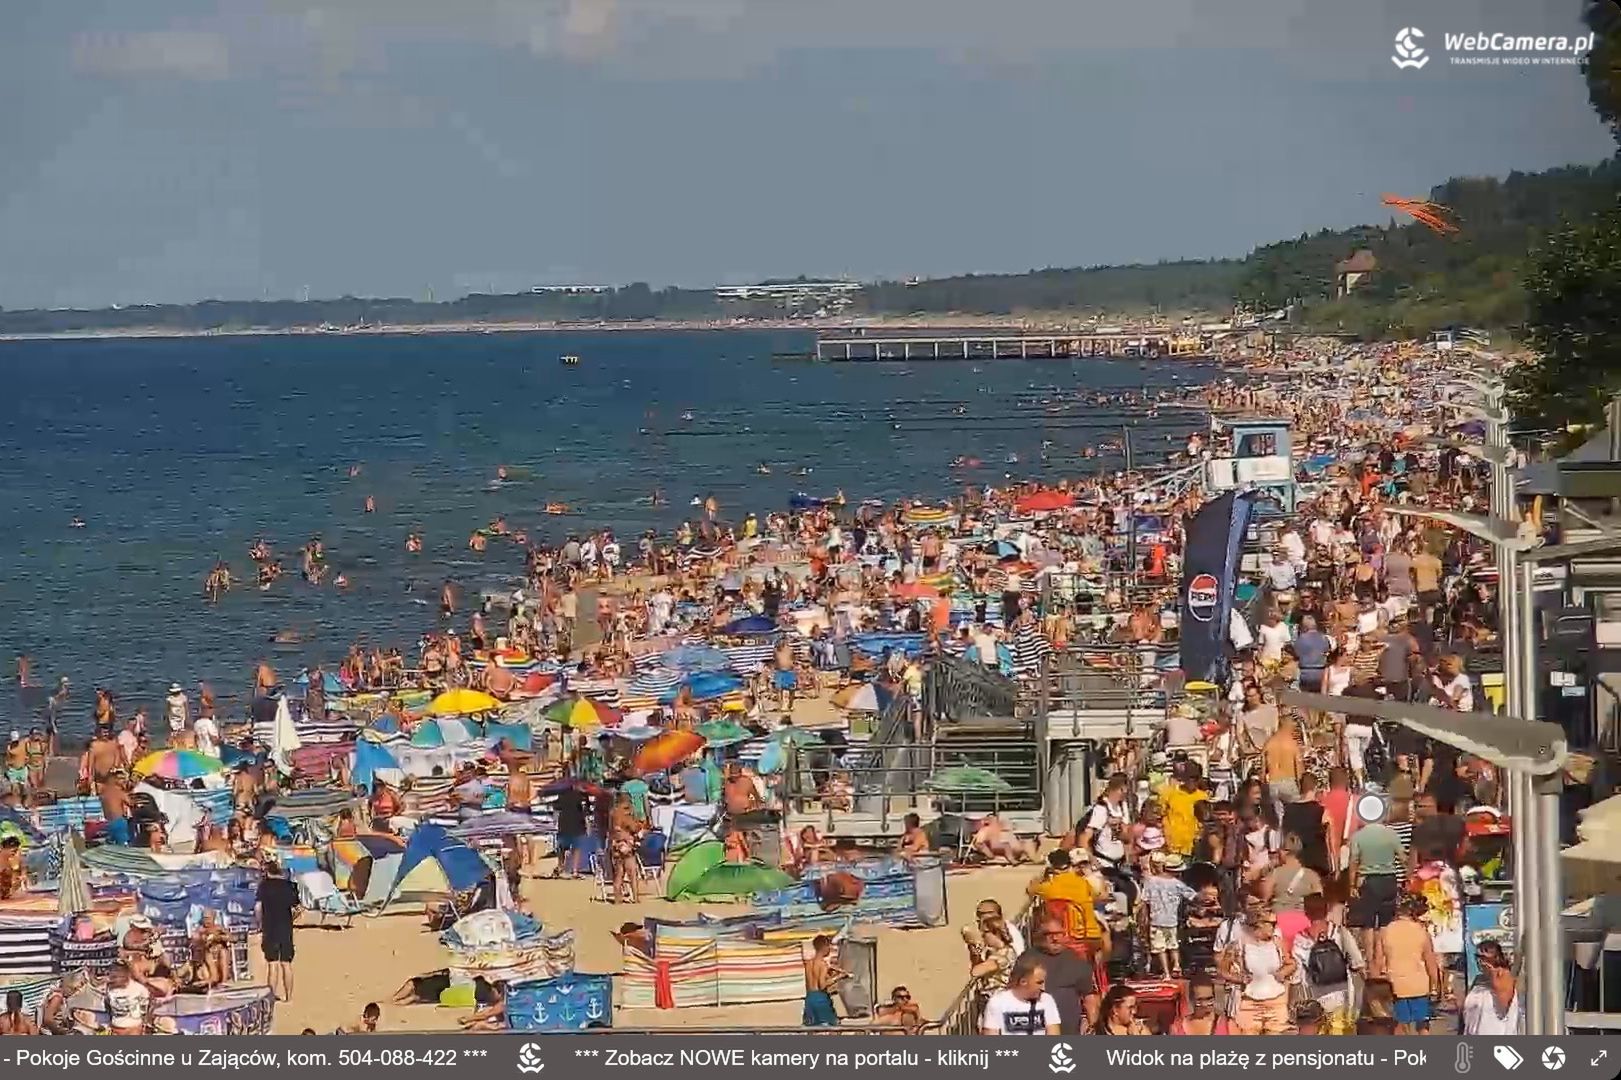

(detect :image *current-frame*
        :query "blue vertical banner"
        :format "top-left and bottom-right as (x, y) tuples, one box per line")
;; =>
(1178, 491), (1258, 686)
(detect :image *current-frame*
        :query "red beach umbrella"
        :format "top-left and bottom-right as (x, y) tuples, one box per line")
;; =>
(630, 730), (707, 777)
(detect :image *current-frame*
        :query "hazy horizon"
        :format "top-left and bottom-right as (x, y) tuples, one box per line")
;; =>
(4, 0), (1612, 310)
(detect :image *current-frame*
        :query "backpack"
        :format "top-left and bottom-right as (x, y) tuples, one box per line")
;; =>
(1305, 926), (1351, 987)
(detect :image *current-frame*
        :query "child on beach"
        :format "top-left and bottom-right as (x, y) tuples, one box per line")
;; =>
(1139, 853), (1195, 978)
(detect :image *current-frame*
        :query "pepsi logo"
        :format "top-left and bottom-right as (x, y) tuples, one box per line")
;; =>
(1186, 573), (1219, 621)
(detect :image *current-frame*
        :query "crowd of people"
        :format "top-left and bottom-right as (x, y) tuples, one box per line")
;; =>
(0, 337), (1561, 1037)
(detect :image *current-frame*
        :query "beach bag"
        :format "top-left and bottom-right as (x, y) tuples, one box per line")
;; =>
(1306, 925), (1350, 987)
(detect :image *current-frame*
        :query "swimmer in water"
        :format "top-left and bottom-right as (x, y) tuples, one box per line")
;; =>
(364, 495), (375, 514)
(334, 573), (349, 589)
(69, 517), (86, 529)
(468, 531), (487, 553)
(406, 532), (423, 554)
(496, 465), (508, 482)
(349, 464), (362, 478)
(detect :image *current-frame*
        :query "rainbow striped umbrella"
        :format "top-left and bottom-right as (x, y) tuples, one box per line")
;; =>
(543, 697), (621, 730)
(132, 749), (225, 781)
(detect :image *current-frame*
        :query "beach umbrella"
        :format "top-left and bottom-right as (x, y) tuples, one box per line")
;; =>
(427, 688), (501, 716)
(682, 861), (796, 900)
(925, 765), (1013, 793)
(660, 670), (744, 705)
(410, 720), (446, 749)
(662, 645), (732, 672)
(1014, 490), (1074, 514)
(519, 671), (559, 695)
(613, 724), (663, 743)
(832, 683), (887, 713)
(543, 697), (621, 730)
(664, 840), (728, 900)
(757, 740), (787, 776)
(132, 749), (225, 782)
(57, 836), (91, 916)
(722, 614), (777, 637)
(695, 719), (752, 746)
(631, 730), (706, 777)
(981, 540), (1021, 559)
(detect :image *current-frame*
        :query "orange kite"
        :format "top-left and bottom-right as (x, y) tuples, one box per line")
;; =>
(1382, 194), (1460, 235)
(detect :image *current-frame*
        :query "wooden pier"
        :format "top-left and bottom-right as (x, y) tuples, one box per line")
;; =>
(798, 331), (1211, 362)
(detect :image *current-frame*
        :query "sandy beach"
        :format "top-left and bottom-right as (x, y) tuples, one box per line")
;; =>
(255, 865), (1033, 1034)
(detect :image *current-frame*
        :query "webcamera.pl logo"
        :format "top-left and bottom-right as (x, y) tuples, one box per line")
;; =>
(1392, 25), (1594, 70)
(1392, 27), (1430, 69)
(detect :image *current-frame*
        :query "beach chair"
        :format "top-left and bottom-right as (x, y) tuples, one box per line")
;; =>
(589, 853), (613, 902)
(295, 870), (364, 928)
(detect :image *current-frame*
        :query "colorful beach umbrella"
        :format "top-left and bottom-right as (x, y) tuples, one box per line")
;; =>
(426, 688), (501, 716)
(544, 697), (621, 729)
(132, 749), (225, 781)
(892, 580), (942, 600)
(664, 840), (728, 900)
(519, 671), (559, 695)
(1014, 490), (1074, 514)
(630, 730), (706, 777)
(683, 861), (796, 899)
(695, 719), (752, 746)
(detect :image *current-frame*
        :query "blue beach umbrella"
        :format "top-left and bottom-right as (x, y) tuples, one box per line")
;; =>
(722, 615), (777, 637)
(659, 670), (745, 705)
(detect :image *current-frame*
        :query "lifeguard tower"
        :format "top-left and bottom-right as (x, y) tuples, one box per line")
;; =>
(1206, 417), (1296, 515)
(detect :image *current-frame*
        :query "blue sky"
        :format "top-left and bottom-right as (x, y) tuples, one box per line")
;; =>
(1, 0), (1611, 308)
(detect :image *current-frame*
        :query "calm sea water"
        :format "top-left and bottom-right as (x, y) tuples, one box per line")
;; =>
(0, 330), (1214, 734)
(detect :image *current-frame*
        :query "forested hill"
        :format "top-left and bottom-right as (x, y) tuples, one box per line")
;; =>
(1, 162), (1614, 338)
(1236, 161), (1621, 337)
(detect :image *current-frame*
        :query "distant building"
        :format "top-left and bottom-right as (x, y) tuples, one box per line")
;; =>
(1334, 250), (1378, 297)
(530, 284), (610, 295)
(713, 281), (862, 315)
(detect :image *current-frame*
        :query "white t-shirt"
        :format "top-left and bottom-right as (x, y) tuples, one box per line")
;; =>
(1258, 621), (1291, 664)
(106, 982), (151, 1031)
(1085, 799), (1128, 863)
(1433, 673), (1474, 712)
(1462, 985), (1523, 1035)
(193, 715), (220, 757)
(980, 989), (1060, 1035)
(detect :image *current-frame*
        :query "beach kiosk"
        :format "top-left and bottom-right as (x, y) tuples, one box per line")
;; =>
(1206, 416), (1297, 515)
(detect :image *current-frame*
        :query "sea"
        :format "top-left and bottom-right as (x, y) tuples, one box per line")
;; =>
(0, 329), (1216, 737)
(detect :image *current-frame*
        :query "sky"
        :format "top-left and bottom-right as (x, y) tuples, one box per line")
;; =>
(1, 0), (1613, 309)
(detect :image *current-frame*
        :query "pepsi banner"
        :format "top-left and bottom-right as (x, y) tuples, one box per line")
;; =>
(1179, 491), (1257, 685)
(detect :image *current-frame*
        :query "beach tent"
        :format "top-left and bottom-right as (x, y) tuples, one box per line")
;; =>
(380, 823), (491, 903)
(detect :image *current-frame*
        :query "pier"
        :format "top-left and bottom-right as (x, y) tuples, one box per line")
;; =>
(801, 330), (1212, 362)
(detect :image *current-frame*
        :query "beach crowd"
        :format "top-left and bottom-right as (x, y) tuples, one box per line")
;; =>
(0, 336), (1583, 1038)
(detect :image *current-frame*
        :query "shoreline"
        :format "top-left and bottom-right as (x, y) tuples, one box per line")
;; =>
(0, 312), (1240, 345)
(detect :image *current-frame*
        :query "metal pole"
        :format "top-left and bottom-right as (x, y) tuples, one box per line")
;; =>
(1534, 771), (1567, 1034)
(1124, 426), (1136, 574)
(1516, 558), (1546, 1033)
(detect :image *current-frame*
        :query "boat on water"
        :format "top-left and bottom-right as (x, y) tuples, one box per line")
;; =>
(560, 354), (581, 366)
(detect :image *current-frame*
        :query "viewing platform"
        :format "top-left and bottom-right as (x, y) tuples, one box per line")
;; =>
(788, 330), (1213, 362)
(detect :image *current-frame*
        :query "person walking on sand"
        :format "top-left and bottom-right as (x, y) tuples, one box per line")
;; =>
(802, 935), (849, 1028)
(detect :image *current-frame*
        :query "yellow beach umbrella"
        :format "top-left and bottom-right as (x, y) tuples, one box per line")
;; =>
(426, 688), (501, 716)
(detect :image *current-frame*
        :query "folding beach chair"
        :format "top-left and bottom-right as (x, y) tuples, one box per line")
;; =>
(588, 853), (613, 902)
(295, 870), (364, 928)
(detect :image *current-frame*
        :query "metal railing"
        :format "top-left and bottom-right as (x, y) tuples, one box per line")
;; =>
(784, 733), (1043, 830)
